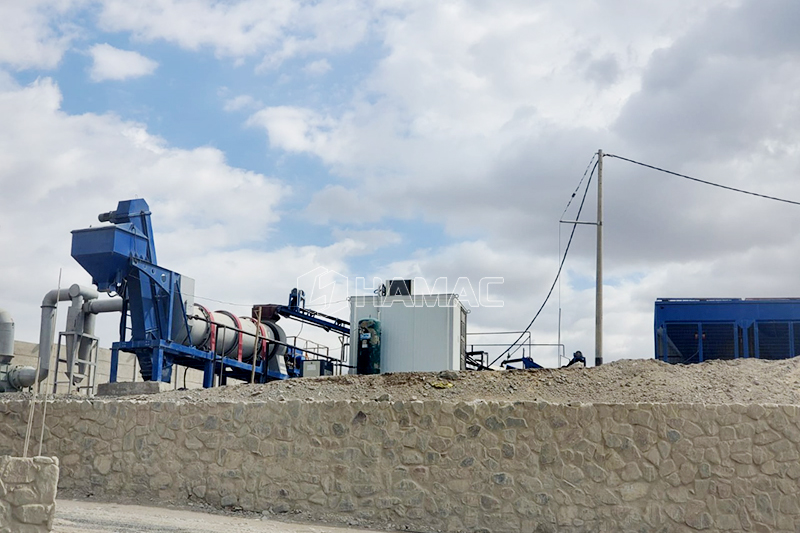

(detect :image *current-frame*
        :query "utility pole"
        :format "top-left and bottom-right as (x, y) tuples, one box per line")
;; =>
(595, 149), (603, 366)
(558, 149), (605, 367)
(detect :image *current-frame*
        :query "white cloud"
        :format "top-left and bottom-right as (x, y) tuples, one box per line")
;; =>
(240, 0), (800, 366)
(330, 228), (402, 249)
(96, 0), (379, 68)
(4, 0), (800, 370)
(223, 94), (260, 112)
(2, 1), (374, 73)
(0, 0), (85, 69)
(247, 106), (339, 155)
(88, 43), (158, 81)
(0, 77), (296, 344)
(303, 59), (331, 76)
(97, 0), (294, 57)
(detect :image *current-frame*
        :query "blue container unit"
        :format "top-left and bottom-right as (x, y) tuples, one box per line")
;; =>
(654, 298), (800, 364)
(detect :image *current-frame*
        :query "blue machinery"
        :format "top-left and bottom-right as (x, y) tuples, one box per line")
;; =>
(71, 199), (349, 387)
(252, 289), (350, 378)
(502, 357), (543, 370)
(253, 289), (350, 336)
(655, 298), (800, 363)
(73, 206), (800, 378)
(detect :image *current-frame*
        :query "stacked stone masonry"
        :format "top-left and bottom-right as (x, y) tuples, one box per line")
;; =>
(0, 398), (799, 532)
(0, 456), (59, 532)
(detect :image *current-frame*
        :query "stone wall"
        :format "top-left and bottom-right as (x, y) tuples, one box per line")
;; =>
(0, 398), (799, 532)
(0, 456), (59, 532)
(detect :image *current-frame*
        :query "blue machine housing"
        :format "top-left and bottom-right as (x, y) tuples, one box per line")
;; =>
(281, 289), (350, 335)
(654, 298), (800, 364)
(71, 199), (278, 386)
(252, 289), (350, 378)
(72, 225), (151, 292)
(502, 357), (543, 370)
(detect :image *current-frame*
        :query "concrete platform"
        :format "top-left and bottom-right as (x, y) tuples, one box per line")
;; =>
(96, 381), (169, 396)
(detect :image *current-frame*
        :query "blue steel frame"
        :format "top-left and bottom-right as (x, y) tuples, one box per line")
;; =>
(279, 289), (350, 335)
(654, 298), (800, 363)
(108, 340), (283, 388)
(73, 199), (279, 387)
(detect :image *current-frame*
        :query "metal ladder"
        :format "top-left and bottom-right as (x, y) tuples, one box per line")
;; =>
(51, 331), (100, 395)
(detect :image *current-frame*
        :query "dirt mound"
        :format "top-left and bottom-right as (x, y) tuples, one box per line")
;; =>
(145, 357), (800, 405)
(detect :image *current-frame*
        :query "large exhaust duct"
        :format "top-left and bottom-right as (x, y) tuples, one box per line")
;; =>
(72, 296), (123, 382)
(38, 284), (98, 383)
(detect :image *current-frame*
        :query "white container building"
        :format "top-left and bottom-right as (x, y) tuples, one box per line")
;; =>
(348, 293), (467, 373)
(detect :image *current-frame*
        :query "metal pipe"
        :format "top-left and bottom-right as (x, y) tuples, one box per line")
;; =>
(38, 288), (71, 382)
(73, 297), (123, 383)
(66, 284), (101, 384)
(0, 307), (14, 363)
(83, 297), (124, 314)
(7, 366), (36, 390)
(0, 365), (36, 392)
(38, 284), (98, 382)
(0, 307), (37, 392)
(65, 293), (87, 384)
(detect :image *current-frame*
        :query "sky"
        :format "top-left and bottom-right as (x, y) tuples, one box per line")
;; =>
(2, 0), (800, 368)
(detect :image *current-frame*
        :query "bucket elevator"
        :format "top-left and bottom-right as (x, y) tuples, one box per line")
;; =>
(71, 199), (291, 387)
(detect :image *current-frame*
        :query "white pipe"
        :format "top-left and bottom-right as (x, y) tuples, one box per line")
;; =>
(83, 298), (123, 314)
(38, 284), (98, 382)
(73, 297), (123, 382)
(80, 297), (123, 358)
(65, 293), (87, 381)
(69, 283), (99, 302)
(0, 307), (14, 361)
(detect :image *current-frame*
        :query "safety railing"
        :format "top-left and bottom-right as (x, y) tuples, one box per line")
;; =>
(466, 330), (566, 368)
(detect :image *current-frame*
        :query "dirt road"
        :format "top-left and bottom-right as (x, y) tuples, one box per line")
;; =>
(54, 499), (385, 533)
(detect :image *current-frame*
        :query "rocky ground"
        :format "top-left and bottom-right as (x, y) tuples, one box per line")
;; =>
(134, 357), (800, 405)
(6, 357), (800, 406)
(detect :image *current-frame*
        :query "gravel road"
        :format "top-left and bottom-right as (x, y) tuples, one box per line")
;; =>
(54, 499), (385, 533)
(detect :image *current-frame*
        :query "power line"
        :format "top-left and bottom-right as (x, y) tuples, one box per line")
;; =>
(495, 152), (798, 369)
(193, 295), (254, 308)
(489, 157), (598, 367)
(194, 294), (351, 310)
(605, 153), (800, 207)
(557, 154), (599, 364)
(560, 153), (597, 219)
